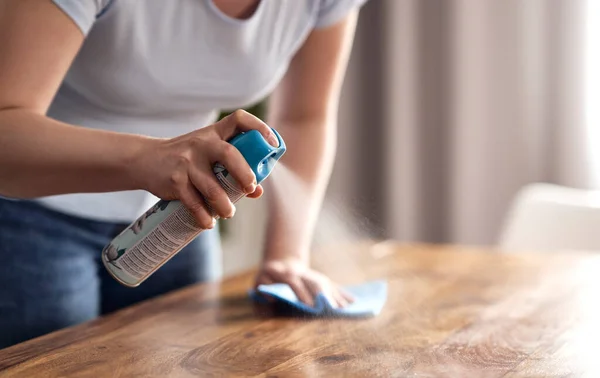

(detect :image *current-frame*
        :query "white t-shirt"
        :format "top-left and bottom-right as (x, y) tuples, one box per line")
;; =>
(38, 0), (367, 222)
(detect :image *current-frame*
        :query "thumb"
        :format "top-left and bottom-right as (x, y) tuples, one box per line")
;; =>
(254, 274), (274, 288)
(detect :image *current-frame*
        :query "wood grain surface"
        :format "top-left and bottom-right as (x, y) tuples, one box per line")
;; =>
(1, 242), (599, 377)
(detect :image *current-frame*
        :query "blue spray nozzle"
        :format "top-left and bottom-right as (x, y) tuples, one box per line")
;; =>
(228, 128), (286, 183)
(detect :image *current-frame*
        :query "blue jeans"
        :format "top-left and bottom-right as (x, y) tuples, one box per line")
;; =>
(0, 198), (222, 350)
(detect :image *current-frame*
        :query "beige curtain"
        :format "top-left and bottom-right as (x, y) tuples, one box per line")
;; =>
(329, 0), (591, 246)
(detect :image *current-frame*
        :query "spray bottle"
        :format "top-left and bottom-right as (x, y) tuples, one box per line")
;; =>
(102, 128), (286, 287)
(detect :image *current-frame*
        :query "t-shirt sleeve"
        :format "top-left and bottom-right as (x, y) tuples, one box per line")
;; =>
(52, 0), (114, 36)
(314, 0), (370, 29)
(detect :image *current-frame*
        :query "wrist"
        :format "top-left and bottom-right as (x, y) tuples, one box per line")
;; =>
(263, 219), (313, 266)
(262, 255), (309, 269)
(262, 242), (310, 265)
(121, 134), (163, 192)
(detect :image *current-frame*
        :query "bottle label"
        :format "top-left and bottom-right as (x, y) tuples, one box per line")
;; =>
(102, 163), (245, 287)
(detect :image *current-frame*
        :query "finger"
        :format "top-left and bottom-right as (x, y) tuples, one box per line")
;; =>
(216, 109), (279, 147)
(303, 277), (324, 300)
(332, 291), (349, 309)
(246, 184), (263, 199)
(209, 141), (257, 194)
(303, 278), (333, 309)
(339, 287), (355, 303)
(308, 282), (340, 308)
(178, 180), (215, 230)
(189, 168), (235, 219)
(304, 278), (349, 308)
(288, 279), (315, 307)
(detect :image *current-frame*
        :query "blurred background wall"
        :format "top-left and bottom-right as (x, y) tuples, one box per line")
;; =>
(331, 0), (592, 244)
(222, 0), (597, 275)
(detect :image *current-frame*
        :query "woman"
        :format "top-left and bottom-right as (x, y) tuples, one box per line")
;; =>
(0, 0), (365, 349)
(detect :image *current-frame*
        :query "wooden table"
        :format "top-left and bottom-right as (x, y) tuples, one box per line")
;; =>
(1, 242), (600, 377)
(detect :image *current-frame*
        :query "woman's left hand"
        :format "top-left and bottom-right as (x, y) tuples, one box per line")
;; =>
(254, 258), (354, 308)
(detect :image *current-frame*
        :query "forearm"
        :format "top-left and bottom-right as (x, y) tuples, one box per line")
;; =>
(263, 115), (337, 262)
(0, 108), (150, 198)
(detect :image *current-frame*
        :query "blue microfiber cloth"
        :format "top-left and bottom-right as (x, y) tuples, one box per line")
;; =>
(249, 280), (388, 317)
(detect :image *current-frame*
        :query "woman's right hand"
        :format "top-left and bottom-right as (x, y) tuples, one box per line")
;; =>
(132, 109), (279, 229)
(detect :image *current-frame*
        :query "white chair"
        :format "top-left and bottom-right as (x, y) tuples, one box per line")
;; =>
(498, 183), (600, 252)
